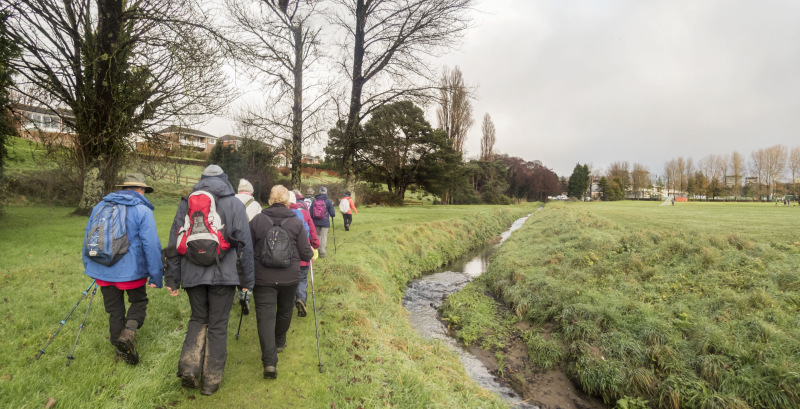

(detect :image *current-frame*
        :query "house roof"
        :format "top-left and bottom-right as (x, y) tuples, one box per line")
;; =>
(14, 103), (75, 118)
(157, 125), (217, 139)
(219, 134), (239, 142)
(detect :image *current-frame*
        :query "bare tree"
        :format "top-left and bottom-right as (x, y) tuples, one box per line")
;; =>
(607, 161), (630, 194)
(479, 113), (496, 162)
(728, 151), (745, 199)
(750, 148), (768, 198)
(790, 146), (800, 197)
(226, 0), (331, 187)
(437, 65), (474, 155)
(7, 0), (230, 213)
(663, 158), (677, 195)
(631, 163), (649, 199)
(329, 0), (477, 192)
(764, 144), (787, 199)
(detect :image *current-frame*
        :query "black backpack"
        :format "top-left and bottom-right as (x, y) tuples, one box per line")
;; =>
(259, 215), (293, 268)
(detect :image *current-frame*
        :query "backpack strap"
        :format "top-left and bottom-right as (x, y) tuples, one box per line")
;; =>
(245, 198), (255, 208)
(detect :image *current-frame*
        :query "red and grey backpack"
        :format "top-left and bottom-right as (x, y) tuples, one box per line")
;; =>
(176, 191), (231, 266)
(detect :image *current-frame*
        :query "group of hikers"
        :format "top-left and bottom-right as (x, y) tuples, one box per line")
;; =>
(80, 165), (357, 395)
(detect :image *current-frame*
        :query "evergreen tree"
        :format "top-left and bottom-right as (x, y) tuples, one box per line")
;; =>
(567, 163), (589, 199)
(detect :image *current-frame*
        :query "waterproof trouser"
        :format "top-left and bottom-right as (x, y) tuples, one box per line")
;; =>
(295, 266), (309, 304)
(343, 213), (352, 230)
(101, 285), (148, 344)
(316, 227), (329, 257)
(254, 284), (298, 367)
(179, 285), (236, 392)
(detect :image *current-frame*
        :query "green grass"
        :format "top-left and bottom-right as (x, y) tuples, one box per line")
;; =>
(4, 136), (57, 173)
(0, 201), (535, 408)
(477, 201), (800, 408)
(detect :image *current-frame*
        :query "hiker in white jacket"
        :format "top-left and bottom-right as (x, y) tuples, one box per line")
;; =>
(235, 179), (262, 221)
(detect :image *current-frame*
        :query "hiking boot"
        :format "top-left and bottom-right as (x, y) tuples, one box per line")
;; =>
(113, 329), (139, 365)
(296, 299), (307, 317)
(263, 365), (277, 379)
(276, 344), (286, 353)
(201, 383), (219, 396)
(179, 373), (199, 389)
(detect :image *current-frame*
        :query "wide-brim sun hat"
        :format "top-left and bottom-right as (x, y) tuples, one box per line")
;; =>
(116, 173), (154, 193)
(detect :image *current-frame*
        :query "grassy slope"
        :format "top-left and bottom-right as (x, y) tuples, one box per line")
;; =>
(454, 201), (800, 408)
(0, 202), (535, 408)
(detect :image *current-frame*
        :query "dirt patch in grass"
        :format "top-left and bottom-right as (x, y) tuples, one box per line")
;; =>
(458, 313), (609, 409)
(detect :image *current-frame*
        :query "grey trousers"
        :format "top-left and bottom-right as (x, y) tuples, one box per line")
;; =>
(179, 285), (236, 392)
(316, 226), (329, 257)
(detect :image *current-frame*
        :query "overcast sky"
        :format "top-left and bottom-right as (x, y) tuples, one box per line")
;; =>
(206, 0), (800, 178)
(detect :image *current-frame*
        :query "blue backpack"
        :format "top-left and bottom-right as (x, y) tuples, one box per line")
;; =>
(84, 202), (130, 266)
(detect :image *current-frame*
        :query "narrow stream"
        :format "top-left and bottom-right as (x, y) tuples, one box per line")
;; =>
(402, 215), (535, 409)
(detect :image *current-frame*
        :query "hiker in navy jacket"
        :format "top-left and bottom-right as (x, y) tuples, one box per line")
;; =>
(311, 186), (335, 257)
(165, 165), (255, 396)
(249, 185), (314, 379)
(83, 173), (163, 366)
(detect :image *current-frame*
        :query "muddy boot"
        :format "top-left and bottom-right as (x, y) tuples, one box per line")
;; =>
(295, 299), (307, 318)
(201, 340), (221, 395)
(113, 320), (139, 365)
(263, 365), (277, 379)
(177, 324), (207, 389)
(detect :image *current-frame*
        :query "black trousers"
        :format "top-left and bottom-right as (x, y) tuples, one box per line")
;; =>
(343, 213), (353, 230)
(253, 284), (298, 367)
(100, 284), (148, 344)
(179, 285), (236, 390)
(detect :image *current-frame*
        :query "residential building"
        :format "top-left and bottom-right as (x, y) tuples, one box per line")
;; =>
(153, 126), (218, 155)
(13, 104), (76, 147)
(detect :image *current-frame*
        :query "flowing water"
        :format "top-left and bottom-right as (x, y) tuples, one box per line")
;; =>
(402, 215), (535, 409)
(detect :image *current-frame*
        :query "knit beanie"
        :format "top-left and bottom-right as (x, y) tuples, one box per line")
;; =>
(288, 191), (297, 204)
(320, 186), (327, 194)
(202, 165), (224, 177)
(238, 179), (254, 194)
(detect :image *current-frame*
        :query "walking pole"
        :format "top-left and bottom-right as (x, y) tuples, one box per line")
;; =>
(331, 216), (337, 254)
(309, 262), (323, 373)
(36, 280), (97, 360)
(235, 289), (249, 340)
(66, 283), (98, 366)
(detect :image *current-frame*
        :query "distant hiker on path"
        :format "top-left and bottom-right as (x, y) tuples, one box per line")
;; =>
(339, 191), (357, 231)
(166, 165), (254, 396)
(235, 178), (262, 221)
(82, 173), (163, 366)
(310, 186), (335, 258)
(304, 188), (314, 209)
(249, 185), (314, 379)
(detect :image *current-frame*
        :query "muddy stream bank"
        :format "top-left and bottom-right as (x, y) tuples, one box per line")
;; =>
(402, 215), (608, 409)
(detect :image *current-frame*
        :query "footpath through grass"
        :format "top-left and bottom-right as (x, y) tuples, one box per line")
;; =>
(0, 202), (535, 408)
(445, 201), (800, 408)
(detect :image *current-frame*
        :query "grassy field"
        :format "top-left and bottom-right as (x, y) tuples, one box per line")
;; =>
(0, 199), (535, 408)
(444, 201), (800, 408)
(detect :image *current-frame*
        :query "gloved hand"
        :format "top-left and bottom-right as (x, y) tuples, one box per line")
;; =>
(313, 248), (319, 260)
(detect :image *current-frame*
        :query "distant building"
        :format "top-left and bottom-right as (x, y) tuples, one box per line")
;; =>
(150, 126), (218, 155)
(13, 104), (76, 147)
(219, 134), (241, 149)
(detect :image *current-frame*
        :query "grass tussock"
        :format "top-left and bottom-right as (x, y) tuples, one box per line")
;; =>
(473, 202), (800, 408)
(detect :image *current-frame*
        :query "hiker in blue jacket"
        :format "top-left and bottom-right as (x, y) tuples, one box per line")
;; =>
(83, 173), (163, 366)
(311, 186), (336, 258)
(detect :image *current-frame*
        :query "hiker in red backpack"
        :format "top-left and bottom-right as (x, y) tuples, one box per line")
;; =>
(165, 165), (255, 396)
(310, 186), (335, 258)
(83, 173), (163, 366)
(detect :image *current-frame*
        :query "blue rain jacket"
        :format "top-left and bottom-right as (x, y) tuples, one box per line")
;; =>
(83, 190), (164, 287)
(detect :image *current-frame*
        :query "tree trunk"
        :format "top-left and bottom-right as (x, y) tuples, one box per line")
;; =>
(74, 166), (104, 216)
(342, 0), (367, 201)
(290, 24), (303, 188)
